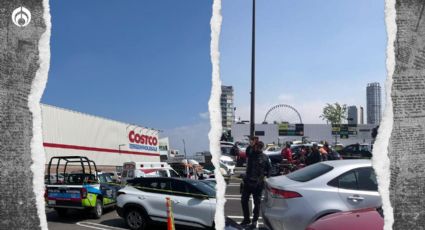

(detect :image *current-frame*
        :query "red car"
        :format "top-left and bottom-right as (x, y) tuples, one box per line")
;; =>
(306, 208), (384, 230)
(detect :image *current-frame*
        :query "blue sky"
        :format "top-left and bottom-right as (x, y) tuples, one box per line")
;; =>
(42, 0), (386, 153)
(221, 0), (386, 124)
(42, 0), (213, 153)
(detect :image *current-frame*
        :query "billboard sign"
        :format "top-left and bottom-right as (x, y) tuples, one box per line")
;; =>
(278, 123), (304, 136)
(332, 124), (357, 138)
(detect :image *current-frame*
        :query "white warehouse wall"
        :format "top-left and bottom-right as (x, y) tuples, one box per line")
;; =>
(41, 104), (160, 167)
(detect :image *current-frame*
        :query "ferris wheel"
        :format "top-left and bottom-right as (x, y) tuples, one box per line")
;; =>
(263, 104), (303, 124)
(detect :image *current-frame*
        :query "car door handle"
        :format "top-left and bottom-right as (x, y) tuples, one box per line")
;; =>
(173, 200), (180, 204)
(348, 195), (364, 202)
(138, 195), (146, 200)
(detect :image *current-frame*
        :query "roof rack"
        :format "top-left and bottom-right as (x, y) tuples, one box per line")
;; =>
(47, 156), (98, 185)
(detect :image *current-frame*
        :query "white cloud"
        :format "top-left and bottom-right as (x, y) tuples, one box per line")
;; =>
(199, 111), (209, 119)
(161, 122), (210, 155)
(278, 93), (294, 102)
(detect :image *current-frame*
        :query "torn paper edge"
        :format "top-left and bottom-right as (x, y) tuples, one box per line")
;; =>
(28, 0), (51, 229)
(209, 0), (226, 229)
(372, 0), (395, 229)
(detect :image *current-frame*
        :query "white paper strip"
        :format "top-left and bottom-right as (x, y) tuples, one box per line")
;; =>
(28, 0), (51, 229)
(209, 0), (226, 229)
(373, 0), (396, 229)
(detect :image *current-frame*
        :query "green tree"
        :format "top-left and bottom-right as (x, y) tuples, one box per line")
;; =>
(320, 103), (347, 124)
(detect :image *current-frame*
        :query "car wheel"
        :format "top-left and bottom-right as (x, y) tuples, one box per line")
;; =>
(54, 208), (68, 217)
(125, 209), (147, 230)
(92, 199), (103, 219)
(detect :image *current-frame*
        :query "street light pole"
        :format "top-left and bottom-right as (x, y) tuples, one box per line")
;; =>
(182, 139), (187, 160)
(182, 139), (189, 178)
(250, 0), (256, 138)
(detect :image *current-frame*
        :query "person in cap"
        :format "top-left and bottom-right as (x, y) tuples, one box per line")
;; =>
(240, 140), (271, 227)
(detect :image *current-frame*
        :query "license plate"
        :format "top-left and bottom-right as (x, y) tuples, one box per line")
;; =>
(48, 200), (56, 205)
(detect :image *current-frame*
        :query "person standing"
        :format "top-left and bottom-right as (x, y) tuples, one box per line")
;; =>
(319, 143), (329, 161)
(245, 136), (258, 158)
(241, 140), (271, 227)
(281, 143), (293, 164)
(306, 143), (322, 165)
(295, 146), (307, 165)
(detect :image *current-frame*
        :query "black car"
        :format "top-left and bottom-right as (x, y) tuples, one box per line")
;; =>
(338, 143), (372, 159)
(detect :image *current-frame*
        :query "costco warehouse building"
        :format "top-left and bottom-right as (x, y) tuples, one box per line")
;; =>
(41, 104), (161, 172)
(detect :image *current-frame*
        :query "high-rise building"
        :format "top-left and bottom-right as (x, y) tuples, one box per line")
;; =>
(366, 82), (382, 125)
(221, 86), (235, 131)
(347, 105), (364, 124)
(347, 106), (358, 124)
(359, 106), (364, 124)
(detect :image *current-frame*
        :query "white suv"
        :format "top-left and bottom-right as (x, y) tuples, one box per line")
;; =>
(116, 177), (216, 230)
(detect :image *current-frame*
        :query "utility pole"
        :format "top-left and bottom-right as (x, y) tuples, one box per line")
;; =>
(182, 139), (187, 160)
(182, 139), (189, 178)
(250, 0), (256, 138)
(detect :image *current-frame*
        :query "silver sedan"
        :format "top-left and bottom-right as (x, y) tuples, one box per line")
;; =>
(261, 159), (381, 230)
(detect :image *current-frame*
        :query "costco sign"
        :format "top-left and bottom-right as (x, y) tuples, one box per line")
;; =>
(128, 130), (158, 152)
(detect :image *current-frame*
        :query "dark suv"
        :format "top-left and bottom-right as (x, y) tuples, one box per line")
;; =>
(338, 143), (372, 159)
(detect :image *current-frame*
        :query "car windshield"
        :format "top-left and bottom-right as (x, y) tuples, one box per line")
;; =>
(99, 174), (113, 183)
(286, 163), (333, 182)
(186, 180), (216, 198)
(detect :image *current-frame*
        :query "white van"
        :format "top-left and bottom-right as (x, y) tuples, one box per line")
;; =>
(121, 162), (180, 183)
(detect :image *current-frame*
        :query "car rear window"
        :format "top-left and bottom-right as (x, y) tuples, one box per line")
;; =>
(286, 163), (333, 182)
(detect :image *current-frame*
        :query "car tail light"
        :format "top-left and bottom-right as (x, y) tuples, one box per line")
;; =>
(268, 186), (302, 199)
(81, 188), (87, 199)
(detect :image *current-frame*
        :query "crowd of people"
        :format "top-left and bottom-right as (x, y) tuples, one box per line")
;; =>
(280, 141), (342, 166)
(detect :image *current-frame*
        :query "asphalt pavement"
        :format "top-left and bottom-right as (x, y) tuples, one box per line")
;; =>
(46, 166), (268, 230)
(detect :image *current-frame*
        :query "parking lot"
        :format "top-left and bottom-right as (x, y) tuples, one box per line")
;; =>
(47, 166), (265, 230)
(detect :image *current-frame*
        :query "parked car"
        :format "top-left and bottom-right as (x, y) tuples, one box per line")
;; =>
(103, 171), (121, 183)
(116, 177), (216, 230)
(201, 169), (215, 179)
(261, 160), (381, 230)
(306, 207), (384, 230)
(221, 141), (245, 167)
(220, 155), (236, 176)
(333, 143), (345, 152)
(263, 145), (283, 165)
(338, 143), (372, 159)
(45, 156), (121, 218)
(235, 142), (249, 167)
